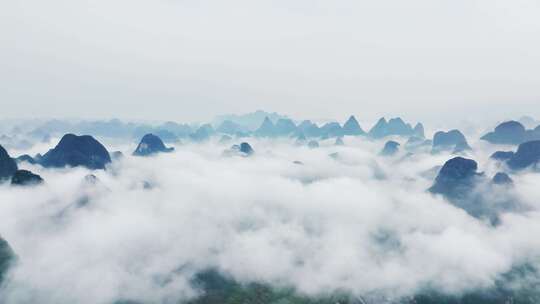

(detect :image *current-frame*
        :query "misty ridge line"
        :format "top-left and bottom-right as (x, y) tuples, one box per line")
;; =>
(1, 111), (540, 303)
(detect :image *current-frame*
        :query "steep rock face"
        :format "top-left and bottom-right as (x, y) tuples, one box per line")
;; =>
(133, 134), (174, 156)
(490, 151), (515, 161)
(380, 140), (400, 156)
(0, 236), (15, 284)
(507, 140), (540, 170)
(481, 121), (527, 145)
(429, 157), (479, 199)
(11, 169), (44, 186)
(0, 144), (18, 181)
(342, 115), (365, 136)
(40, 134), (112, 170)
(432, 130), (471, 152)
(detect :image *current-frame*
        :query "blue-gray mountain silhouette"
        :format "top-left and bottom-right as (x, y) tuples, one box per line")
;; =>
(39, 134), (112, 170)
(297, 120), (321, 138)
(319, 122), (343, 138)
(152, 129), (180, 143)
(413, 123), (425, 138)
(482, 120), (540, 145)
(217, 120), (244, 135)
(368, 117), (416, 138)
(15, 154), (38, 165)
(507, 140), (540, 170)
(0, 236), (15, 284)
(190, 124), (215, 142)
(432, 130), (471, 153)
(490, 151), (514, 161)
(481, 121), (527, 145)
(492, 172), (513, 185)
(405, 136), (431, 151)
(11, 169), (44, 186)
(0, 144), (18, 181)
(133, 134), (174, 156)
(224, 142), (254, 157)
(274, 119), (297, 136)
(429, 157), (479, 199)
(212, 110), (287, 131)
(342, 116), (365, 136)
(380, 141), (400, 156)
(255, 117), (276, 137)
(239, 142), (254, 155)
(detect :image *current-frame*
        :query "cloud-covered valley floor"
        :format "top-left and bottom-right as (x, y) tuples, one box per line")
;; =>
(2, 137), (540, 303)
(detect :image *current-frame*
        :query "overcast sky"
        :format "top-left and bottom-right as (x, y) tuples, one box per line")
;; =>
(1, 0), (539, 124)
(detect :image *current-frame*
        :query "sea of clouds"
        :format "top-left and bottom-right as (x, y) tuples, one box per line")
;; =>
(1, 134), (540, 304)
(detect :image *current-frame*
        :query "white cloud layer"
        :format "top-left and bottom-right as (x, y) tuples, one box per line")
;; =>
(1, 136), (540, 303)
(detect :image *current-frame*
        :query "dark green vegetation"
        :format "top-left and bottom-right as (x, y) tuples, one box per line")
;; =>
(113, 268), (540, 304)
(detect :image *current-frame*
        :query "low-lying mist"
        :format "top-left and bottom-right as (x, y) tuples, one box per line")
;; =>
(1, 136), (540, 304)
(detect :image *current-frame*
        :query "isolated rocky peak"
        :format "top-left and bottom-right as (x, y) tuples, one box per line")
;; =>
(342, 115), (365, 135)
(133, 134), (174, 156)
(0, 144), (18, 181)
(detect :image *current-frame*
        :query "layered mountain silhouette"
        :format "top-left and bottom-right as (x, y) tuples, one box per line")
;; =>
(11, 169), (43, 186)
(297, 120), (320, 138)
(133, 134), (174, 156)
(481, 121), (540, 145)
(255, 117), (276, 137)
(274, 119), (297, 136)
(0, 144), (18, 181)
(432, 130), (471, 153)
(190, 124), (215, 142)
(490, 151), (515, 161)
(15, 154), (38, 165)
(216, 120), (245, 135)
(319, 122), (343, 138)
(506, 140), (540, 170)
(40, 134), (111, 170)
(368, 117), (419, 139)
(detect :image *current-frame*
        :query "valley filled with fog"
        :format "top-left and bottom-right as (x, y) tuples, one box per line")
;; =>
(2, 113), (540, 303)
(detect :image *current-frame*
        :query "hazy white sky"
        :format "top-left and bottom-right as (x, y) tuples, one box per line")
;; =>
(1, 0), (539, 123)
